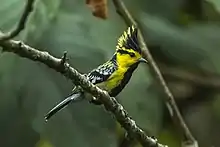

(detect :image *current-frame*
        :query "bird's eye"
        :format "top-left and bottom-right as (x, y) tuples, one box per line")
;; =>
(129, 52), (135, 57)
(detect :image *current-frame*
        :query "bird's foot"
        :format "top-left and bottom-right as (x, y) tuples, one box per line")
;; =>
(89, 97), (102, 105)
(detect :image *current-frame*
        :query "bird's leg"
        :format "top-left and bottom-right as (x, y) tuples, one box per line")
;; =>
(89, 96), (102, 105)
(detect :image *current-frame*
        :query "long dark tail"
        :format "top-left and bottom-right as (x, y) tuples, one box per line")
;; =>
(44, 92), (83, 121)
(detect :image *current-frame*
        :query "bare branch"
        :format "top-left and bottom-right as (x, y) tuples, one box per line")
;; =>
(0, 0), (35, 41)
(0, 39), (167, 147)
(161, 65), (220, 90)
(112, 0), (198, 146)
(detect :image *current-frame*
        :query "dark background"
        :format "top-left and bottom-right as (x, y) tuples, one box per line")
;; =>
(1, 0), (220, 147)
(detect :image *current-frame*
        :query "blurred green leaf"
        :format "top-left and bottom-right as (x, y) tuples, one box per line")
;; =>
(35, 139), (53, 147)
(158, 126), (181, 147)
(0, 0), (61, 134)
(140, 13), (220, 73)
(206, 0), (220, 14)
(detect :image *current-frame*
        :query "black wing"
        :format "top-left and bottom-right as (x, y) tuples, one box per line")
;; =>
(86, 61), (117, 85)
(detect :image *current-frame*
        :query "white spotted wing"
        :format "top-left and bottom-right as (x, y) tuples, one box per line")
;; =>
(86, 61), (117, 84)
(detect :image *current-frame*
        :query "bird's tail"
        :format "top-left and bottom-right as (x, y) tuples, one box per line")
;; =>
(44, 92), (83, 121)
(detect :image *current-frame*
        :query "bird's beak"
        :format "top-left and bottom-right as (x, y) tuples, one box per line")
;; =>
(138, 57), (148, 63)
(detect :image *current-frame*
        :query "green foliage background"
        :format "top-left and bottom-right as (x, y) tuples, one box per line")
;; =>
(1, 0), (220, 147)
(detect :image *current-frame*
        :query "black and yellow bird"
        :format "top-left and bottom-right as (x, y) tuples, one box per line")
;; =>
(44, 25), (147, 121)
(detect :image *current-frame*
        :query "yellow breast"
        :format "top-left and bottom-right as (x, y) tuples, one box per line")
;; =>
(96, 67), (127, 92)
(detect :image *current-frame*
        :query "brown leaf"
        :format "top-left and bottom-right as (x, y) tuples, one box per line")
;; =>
(86, 0), (108, 19)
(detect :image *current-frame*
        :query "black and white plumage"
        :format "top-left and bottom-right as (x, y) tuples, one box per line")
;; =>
(86, 58), (118, 84)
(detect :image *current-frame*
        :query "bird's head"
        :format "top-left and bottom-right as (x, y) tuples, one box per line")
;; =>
(115, 25), (147, 67)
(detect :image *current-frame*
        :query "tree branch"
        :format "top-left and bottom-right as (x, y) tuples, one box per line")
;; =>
(0, 39), (167, 147)
(0, 0), (35, 41)
(112, 0), (198, 146)
(161, 65), (220, 90)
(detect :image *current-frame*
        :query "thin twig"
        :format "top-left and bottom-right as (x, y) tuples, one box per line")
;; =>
(112, 0), (198, 146)
(0, 39), (167, 147)
(161, 65), (220, 90)
(0, 0), (35, 41)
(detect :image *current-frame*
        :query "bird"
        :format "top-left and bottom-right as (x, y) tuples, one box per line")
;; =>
(44, 25), (148, 121)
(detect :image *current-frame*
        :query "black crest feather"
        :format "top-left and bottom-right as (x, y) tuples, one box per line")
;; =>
(116, 25), (141, 54)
